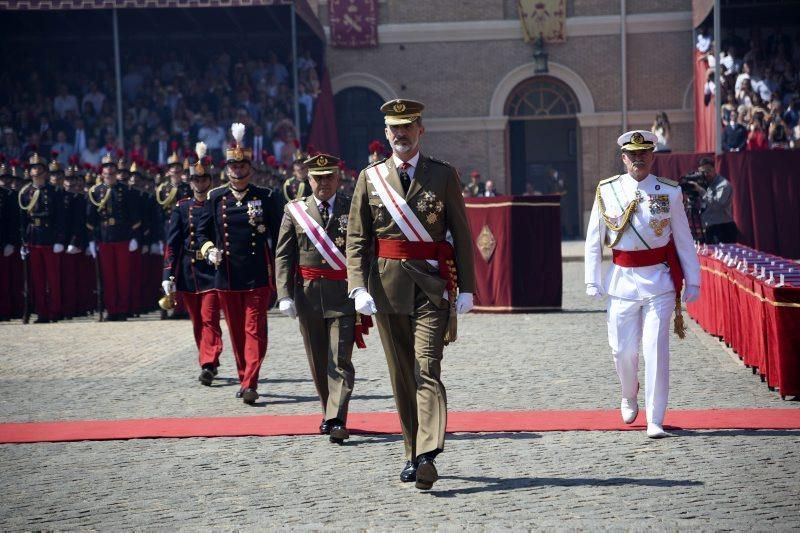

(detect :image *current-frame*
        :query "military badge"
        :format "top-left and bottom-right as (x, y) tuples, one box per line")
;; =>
(417, 191), (442, 225)
(338, 214), (348, 231)
(247, 199), (263, 227)
(335, 236), (345, 248)
(648, 194), (670, 216)
(649, 218), (669, 237)
(257, 224), (266, 234)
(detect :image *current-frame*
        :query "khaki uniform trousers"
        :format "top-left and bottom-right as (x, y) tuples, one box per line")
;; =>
(375, 287), (449, 461)
(298, 313), (356, 423)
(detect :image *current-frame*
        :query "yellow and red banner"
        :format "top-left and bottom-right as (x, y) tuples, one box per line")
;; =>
(518, 0), (566, 43)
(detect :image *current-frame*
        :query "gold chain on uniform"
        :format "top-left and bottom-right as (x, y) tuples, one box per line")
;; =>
(17, 183), (40, 214)
(283, 179), (307, 202)
(596, 177), (639, 248)
(88, 183), (112, 210)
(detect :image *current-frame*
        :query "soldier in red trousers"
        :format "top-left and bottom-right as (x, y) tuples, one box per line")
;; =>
(163, 143), (224, 386)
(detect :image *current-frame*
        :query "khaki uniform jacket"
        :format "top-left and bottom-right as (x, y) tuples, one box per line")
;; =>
(346, 155), (476, 315)
(275, 193), (355, 318)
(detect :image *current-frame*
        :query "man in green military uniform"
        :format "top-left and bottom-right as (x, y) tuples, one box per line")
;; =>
(281, 155), (310, 203)
(346, 99), (476, 490)
(275, 153), (359, 444)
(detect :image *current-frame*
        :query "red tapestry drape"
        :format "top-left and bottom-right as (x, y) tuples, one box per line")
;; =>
(465, 196), (562, 311)
(687, 249), (800, 397)
(306, 68), (340, 157)
(651, 150), (800, 259)
(694, 49), (716, 153)
(329, 0), (378, 48)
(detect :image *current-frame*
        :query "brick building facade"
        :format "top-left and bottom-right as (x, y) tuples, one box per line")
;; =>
(318, 0), (695, 236)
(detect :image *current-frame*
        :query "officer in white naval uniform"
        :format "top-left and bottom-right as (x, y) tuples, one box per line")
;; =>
(584, 130), (701, 438)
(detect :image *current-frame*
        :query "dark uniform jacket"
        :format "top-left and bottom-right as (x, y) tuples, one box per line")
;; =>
(85, 182), (142, 243)
(196, 184), (282, 291)
(346, 155), (476, 315)
(61, 189), (88, 249)
(18, 182), (66, 246)
(1, 187), (21, 248)
(163, 197), (216, 293)
(275, 193), (355, 318)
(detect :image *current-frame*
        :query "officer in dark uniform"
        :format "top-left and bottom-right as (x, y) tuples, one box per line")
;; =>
(281, 154), (310, 204)
(163, 143), (224, 386)
(18, 153), (66, 323)
(196, 123), (283, 405)
(0, 159), (21, 321)
(63, 161), (90, 317)
(86, 153), (142, 321)
(50, 158), (83, 319)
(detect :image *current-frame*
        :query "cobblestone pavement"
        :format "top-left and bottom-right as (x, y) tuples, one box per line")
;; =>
(1, 262), (798, 529)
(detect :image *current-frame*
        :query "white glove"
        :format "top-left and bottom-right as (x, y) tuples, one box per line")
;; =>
(456, 292), (474, 314)
(586, 283), (605, 300)
(682, 284), (700, 303)
(20, 246), (29, 259)
(53, 243), (64, 254)
(88, 241), (97, 258)
(66, 244), (80, 254)
(142, 244), (150, 254)
(278, 298), (297, 319)
(162, 279), (175, 295)
(3, 244), (13, 257)
(128, 238), (138, 252)
(353, 288), (377, 315)
(206, 247), (223, 266)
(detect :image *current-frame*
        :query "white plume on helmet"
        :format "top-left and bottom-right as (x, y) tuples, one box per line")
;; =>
(195, 141), (207, 160)
(231, 123), (245, 146)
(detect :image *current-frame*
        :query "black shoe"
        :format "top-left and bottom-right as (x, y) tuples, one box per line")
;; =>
(329, 423), (349, 444)
(211, 366), (219, 377)
(242, 388), (259, 405)
(199, 365), (215, 386)
(415, 455), (438, 490)
(400, 460), (417, 483)
(319, 419), (331, 435)
(33, 317), (51, 324)
(235, 390), (243, 399)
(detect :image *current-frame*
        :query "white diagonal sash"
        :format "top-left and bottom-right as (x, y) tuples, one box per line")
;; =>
(287, 201), (346, 270)
(365, 163), (432, 243)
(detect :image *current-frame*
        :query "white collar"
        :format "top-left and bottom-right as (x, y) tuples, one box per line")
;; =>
(314, 193), (336, 209)
(392, 152), (420, 169)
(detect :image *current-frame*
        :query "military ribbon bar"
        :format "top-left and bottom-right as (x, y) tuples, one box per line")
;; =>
(286, 202), (347, 271)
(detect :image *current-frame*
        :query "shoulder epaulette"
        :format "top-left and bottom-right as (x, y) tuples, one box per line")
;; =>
(656, 176), (679, 187)
(598, 175), (620, 186)
(176, 197), (191, 206)
(365, 158), (387, 170)
(427, 156), (451, 167)
(208, 184), (227, 197)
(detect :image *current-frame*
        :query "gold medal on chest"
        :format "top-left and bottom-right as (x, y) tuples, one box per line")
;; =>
(649, 218), (669, 237)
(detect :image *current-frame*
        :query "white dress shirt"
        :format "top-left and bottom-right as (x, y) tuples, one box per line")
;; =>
(392, 152), (420, 180)
(314, 193), (336, 225)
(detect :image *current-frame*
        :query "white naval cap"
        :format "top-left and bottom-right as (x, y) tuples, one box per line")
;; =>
(617, 130), (658, 151)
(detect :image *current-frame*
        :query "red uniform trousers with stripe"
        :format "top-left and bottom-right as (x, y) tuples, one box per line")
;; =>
(28, 245), (62, 320)
(98, 241), (131, 315)
(218, 286), (269, 390)
(181, 290), (223, 369)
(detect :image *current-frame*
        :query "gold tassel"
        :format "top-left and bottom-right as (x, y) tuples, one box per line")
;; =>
(444, 303), (457, 345)
(673, 294), (686, 339)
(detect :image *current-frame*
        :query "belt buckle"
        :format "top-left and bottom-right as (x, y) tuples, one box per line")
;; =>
(33, 218), (41, 226)
(195, 250), (204, 261)
(108, 217), (116, 226)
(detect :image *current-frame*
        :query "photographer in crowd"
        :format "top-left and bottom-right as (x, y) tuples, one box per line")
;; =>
(686, 157), (737, 244)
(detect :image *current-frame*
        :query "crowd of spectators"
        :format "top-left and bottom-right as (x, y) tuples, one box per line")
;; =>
(697, 26), (800, 151)
(0, 46), (322, 173)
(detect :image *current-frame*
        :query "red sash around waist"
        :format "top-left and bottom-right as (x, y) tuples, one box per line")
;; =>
(612, 238), (684, 295)
(375, 239), (458, 294)
(297, 265), (347, 281)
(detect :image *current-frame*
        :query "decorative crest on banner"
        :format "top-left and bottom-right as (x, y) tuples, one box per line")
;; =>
(518, 0), (566, 43)
(329, 0), (378, 48)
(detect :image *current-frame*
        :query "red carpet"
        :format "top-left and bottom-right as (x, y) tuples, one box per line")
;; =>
(2, 409), (799, 444)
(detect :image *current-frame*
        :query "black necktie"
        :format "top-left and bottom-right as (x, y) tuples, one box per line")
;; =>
(320, 200), (330, 227)
(398, 162), (411, 194)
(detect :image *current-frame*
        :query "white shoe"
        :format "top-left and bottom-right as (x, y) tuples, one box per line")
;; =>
(647, 423), (668, 438)
(620, 397), (638, 424)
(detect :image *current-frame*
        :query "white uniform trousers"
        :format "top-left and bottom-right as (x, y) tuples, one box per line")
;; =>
(607, 291), (675, 426)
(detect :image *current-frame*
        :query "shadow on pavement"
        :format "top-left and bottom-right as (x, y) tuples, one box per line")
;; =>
(430, 475), (703, 497)
(559, 309), (606, 314)
(670, 429), (800, 437)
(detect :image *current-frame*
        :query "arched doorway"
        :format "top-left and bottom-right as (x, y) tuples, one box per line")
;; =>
(334, 87), (386, 171)
(506, 76), (581, 238)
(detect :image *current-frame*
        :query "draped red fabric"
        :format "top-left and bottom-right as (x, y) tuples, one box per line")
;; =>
(464, 196), (562, 311)
(687, 252), (800, 397)
(651, 150), (800, 259)
(306, 68), (340, 157)
(694, 49), (716, 152)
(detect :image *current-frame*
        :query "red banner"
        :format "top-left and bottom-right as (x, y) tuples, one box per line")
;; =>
(329, 0), (378, 48)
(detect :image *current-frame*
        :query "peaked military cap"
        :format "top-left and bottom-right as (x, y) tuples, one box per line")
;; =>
(617, 130), (658, 152)
(100, 152), (116, 167)
(28, 152), (48, 170)
(380, 99), (424, 126)
(305, 153), (340, 176)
